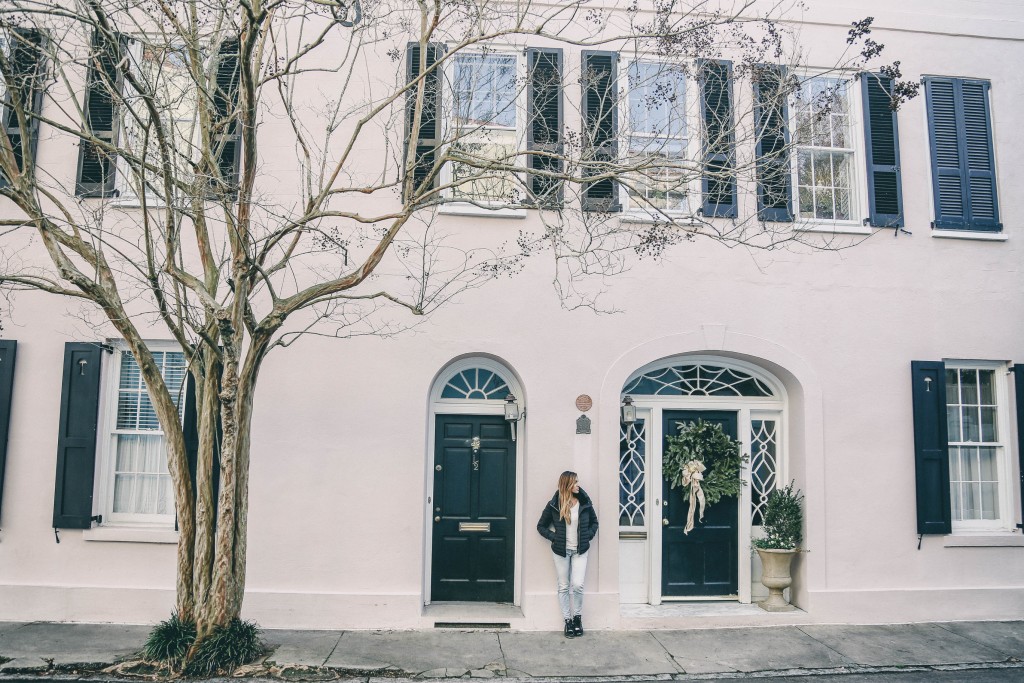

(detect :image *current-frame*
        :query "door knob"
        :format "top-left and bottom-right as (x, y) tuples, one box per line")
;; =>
(434, 516), (441, 523)
(663, 519), (669, 526)
(435, 465), (442, 471)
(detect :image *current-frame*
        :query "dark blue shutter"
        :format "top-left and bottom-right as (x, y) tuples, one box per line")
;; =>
(213, 38), (241, 193)
(404, 43), (444, 199)
(960, 80), (1000, 230)
(911, 361), (952, 535)
(0, 341), (16, 524)
(581, 51), (619, 212)
(53, 343), (104, 529)
(926, 77), (1000, 232)
(1012, 365), (1024, 531)
(527, 48), (563, 206)
(76, 31), (124, 197)
(699, 59), (736, 218)
(0, 29), (47, 188)
(753, 65), (791, 222)
(862, 73), (904, 228)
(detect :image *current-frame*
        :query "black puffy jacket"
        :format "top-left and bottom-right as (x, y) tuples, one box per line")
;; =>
(536, 488), (599, 557)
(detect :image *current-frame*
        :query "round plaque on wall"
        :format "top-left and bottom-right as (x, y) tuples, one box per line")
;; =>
(575, 394), (593, 412)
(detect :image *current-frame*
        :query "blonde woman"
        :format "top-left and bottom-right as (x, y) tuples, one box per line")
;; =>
(536, 470), (599, 638)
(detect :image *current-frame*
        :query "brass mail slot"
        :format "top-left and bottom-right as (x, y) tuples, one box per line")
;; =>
(459, 522), (491, 533)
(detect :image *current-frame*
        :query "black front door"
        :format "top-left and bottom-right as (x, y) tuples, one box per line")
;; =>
(431, 414), (516, 602)
(662, 410), (739, 597)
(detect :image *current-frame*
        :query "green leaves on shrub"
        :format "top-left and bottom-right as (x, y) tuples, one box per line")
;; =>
(753, 482), (804, 550)
(143, 613), (196, 665)
(182, 618), (265, 677)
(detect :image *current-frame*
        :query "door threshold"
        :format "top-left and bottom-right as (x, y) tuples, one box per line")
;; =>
(423, 601), (524, 622)
(661, 595), (739, 602)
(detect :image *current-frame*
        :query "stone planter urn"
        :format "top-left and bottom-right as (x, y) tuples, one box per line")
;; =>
(756, 548), (799, 612)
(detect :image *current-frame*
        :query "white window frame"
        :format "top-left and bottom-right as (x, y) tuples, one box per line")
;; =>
(439, 45), (527, 218)
(790, 70), (871, 235)
(618, 57), (698, 222)
(94, 340), (185, 528)
(113, 36), (202, 206)
(945, 359), (1016, 534)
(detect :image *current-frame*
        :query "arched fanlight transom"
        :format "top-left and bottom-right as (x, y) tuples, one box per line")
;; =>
(440, 367), (511, 400)
(622, 363), (775, 398)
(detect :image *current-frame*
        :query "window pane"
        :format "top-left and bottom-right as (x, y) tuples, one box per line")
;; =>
(980, 407), (998, 442)
(978, 446), (999, 481)
(950, 480), (962, 521)
(980, 482), (999, 520)
(961, 446), (978, 481)
(961, 406), (980, 442)
(960, 369), (978, 405)
(962, 481), (979, 519)
(945, 370), (958, 403)
(978, 369), (996, 405)
(946, 406), (961, 442)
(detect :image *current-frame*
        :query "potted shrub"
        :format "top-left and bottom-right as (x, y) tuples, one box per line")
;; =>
(752, 482), (804, 612)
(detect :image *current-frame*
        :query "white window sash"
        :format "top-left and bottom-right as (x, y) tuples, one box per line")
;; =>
(440, 47), (526, 210)
(620, 58), (694, 219)
(789, 72), (867, 227)
(945, 361), (1015, 532)
(95, 341), (185, 527)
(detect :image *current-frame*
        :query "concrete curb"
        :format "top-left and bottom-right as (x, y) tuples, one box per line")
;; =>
(2, 661), (1024, 682)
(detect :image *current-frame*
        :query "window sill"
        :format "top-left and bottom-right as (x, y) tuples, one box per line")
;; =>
(932, 229), (1008, 242)
(794, 221), (872, 236)
(620, 212), (696, 225)
(943, 532), (1024, 547)
(438, 203), (526, 219)
(82, 526), (179, 544)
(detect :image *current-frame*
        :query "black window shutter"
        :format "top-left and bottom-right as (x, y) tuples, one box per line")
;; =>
(911, 361), (952, 535)
(699, 59), (736, 218)
(53, 343), (104, 529)
(76, 31), (124, 197)
(862, 73), (904, 228)
(526, 48), (563, 206)
(212, 38), (241, 193)
(1013, 365), (1024, 531)
(581, 51), (619, 212)
(1, 29), (47, 189)
(0, 340), (17, 524)
(404, 42), (444, 199)
(753, 65), (792, 222)
(926, 77), (1001, 232)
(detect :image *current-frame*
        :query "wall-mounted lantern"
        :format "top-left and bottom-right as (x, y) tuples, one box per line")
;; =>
(621, 395), (636, 425)
(505, 393), (521, 441)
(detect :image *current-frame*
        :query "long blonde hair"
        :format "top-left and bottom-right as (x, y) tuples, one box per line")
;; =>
(558, 471), (578, 523)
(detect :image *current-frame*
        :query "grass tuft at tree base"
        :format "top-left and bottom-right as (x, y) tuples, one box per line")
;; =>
(182, 618), (265, 676)
(144, 614), (265, 675)
(143, 613), (196, 666)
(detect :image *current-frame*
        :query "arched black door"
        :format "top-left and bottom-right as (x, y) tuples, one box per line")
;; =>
(662, 410), (739, 597)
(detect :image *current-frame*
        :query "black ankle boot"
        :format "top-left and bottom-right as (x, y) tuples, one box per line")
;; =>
(572, 614), (583, 637)
(563, 618), (575, 638)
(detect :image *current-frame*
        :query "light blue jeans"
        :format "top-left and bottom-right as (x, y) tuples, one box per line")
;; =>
(552, 549), (588, 620)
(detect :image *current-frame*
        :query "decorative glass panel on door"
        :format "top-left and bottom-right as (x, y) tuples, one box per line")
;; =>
(619, 419), (646, 527)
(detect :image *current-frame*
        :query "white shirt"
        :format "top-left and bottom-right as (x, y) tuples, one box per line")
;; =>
(565, 501), (580, 552)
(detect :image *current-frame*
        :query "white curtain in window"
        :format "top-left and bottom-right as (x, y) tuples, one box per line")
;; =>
(113, 434), (173, 515)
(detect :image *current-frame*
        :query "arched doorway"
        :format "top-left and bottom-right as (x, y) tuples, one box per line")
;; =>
(424, 358), (525, 605)
(618, 356), (787, 604)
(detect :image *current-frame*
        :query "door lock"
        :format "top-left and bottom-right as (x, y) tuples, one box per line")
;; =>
(663, 519), (669, 526)
(435, 465), (442, 471)
(434, 516), (441, 523)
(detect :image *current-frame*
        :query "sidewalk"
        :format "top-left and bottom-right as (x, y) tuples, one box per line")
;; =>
(1, 620), (1022, 680)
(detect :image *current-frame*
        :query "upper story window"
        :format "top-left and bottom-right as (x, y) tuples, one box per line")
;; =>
(945, 363), (1012, 530)
(99, 343), (186, 526)
(793, 76), (857, 223)
(623, 61), (688, 215)
(448, 52), (520, 204)
(115, 40), (198, 201)
(924, 77), (1000, 232)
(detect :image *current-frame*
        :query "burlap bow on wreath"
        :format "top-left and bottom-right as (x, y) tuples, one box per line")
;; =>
(680, 459), (706, 534)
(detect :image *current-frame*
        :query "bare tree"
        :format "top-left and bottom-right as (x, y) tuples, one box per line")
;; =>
(0, 0), (910, 657)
